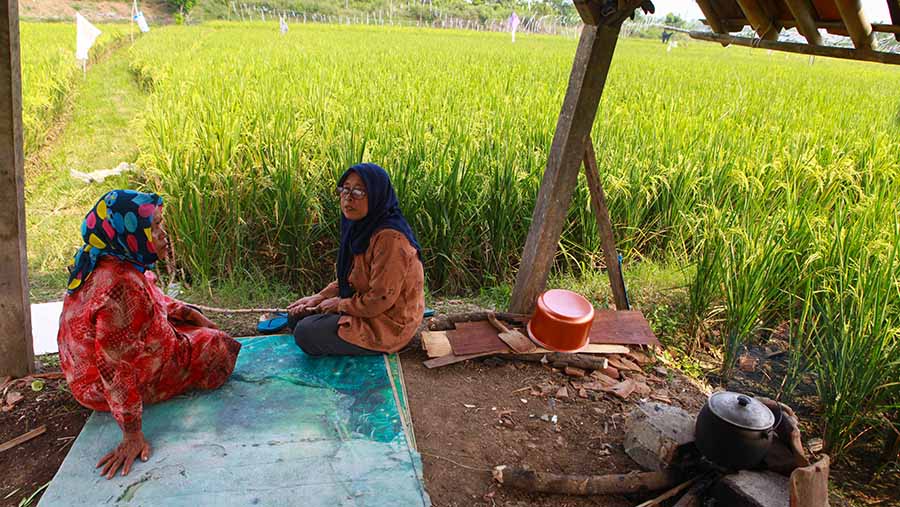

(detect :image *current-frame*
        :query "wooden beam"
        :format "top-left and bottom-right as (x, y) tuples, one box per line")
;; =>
(734, 0), (780, 39)
(833, 0), (875, 49)
(582, 141), (628, 310)
(509, 23), (623, 315)
(689, 30), (900, 65)
(782, 0), (823, 44)
(695, 0), (730, 34)
(0, 0), (32, 378)
(715, 18), (900, 35)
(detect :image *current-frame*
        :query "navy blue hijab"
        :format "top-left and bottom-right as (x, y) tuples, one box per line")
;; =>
(337, 163), (421, 298)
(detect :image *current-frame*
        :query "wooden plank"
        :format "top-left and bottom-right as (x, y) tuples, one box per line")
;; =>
(715, 18), (900, 35)
(421, 331), (452, 359)
(583, 141), (628, 310)
(689, 30), (900, 65)
(0, 425), (46, 453)
(782, 0), (824, 44)
(0, 0), (32, 378)
(449, 311), (657, 356)
(833, 0), (875, 49)
(590, 310), (660, 346)
(509, 22), (623, 315)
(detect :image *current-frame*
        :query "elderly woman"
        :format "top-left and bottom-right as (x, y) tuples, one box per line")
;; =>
(288, 163), (425, 355)
(57, 190), (241, 479)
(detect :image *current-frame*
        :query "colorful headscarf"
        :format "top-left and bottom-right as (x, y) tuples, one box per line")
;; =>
(337, 163), (422, 299)
(66, 190), (164, 294)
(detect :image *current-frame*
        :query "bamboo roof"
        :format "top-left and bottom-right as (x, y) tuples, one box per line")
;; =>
(574, 0), (900, 64)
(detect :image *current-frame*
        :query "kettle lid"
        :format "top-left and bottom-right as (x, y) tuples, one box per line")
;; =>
(707, 391), (775, 431)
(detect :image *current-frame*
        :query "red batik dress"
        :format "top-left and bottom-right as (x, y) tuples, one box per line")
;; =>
(57, 257), (241, 432)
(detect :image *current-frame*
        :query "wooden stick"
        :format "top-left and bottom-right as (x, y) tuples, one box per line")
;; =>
(634, 476), (700, 507)
(583, 141), (628, 310)
(0, 425), (47, 453)
(191, 304), (288, 314)
(493, 466), (679, 496)
(714, 18), (900, 35)
(688, 31), (900, 65)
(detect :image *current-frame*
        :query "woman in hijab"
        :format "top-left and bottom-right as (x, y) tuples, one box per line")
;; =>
(57, 190), (241, 479)
(288, 163), (425, 355)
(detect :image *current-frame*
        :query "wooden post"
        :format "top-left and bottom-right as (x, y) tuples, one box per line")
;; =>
(583, 141), (628, 310)
(689, 31), (900, 65)
(509, 22), (622, 315)
(0, 0), (32, 378)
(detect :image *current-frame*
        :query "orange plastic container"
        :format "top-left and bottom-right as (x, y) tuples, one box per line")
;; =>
(527, 289), (595, 352)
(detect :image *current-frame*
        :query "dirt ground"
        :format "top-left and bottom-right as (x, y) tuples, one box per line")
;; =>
(0, 377), (90, 507)
(2, 311), (897, 506)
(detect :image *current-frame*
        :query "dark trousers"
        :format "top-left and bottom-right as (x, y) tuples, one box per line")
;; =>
(292, 314), (379, 356)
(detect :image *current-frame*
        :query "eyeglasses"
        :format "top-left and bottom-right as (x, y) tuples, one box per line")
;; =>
(335, 186), (367, 200)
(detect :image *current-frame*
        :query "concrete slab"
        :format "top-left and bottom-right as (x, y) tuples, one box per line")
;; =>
(38, 335), (429, 506)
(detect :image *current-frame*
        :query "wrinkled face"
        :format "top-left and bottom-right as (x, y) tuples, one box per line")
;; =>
(150, 208), (169, 261)
(339, 171), (369, 221)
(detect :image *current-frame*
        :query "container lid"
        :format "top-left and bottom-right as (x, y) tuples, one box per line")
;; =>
(707, 391), (775, 431)
(539, 289), (594, 322)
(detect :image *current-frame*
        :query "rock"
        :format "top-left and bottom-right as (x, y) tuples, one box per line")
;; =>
(712, 471), (789, 507)
(600, 366), (620, 379)
(555, 386), (569, 399)
(739, 354), (759, 372)
(623, 402), (696, 471)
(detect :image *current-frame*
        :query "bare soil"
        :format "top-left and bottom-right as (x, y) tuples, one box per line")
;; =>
(19, 0), (172, 22)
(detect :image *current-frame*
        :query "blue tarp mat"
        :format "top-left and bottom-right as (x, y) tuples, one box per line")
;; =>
(39, 335), (429, 506)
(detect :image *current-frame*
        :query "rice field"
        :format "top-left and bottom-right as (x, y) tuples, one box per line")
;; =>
(21, 20), (900, 457)
(21, 21), (126, 156)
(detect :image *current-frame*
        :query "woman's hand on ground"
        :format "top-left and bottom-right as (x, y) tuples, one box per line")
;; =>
(316, 297), (341, 313)
(288, 294), (325, 316)
(96, 430), (152, 479)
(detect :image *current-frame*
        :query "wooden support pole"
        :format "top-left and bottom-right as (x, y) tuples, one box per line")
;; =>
(583, 141), (628, 310)
(689, 31), (900, 65)
(833, 0), (875, 49)
(782, 0), (823, 44)
(734, 0), (780, 39)
(510, 22), (622, 315)
(889, 0), (900, 40)
(0, 0), (32, 378)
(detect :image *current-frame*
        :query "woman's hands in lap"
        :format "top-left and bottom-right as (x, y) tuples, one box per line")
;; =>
(288, 294), (325, 317)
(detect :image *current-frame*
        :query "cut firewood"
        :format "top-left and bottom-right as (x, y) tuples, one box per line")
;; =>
(0, 376), (11, 391)
(589, 371), (619, 387)
(600, 365), (620, 379)
(626, 349), (654, 365)
(28, 372), (65, 380)
(604, 378), (637, 399)
(424, 351), (500, 368)
(607, 355), (642, 372)
(0, 425), (47, 454)
(421, 331), (453, 358)
(563, 366), (586, 378)
(634, 476), (701, 507)
(425, 347), (624, 369)
(492, 465), (679, 495)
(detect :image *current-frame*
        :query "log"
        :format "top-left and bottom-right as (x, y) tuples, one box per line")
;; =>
(636, 476), (702, 507)
(0, 425), (46, 453)
(688, 31), (900, 66)
(492, 465), (679, 495)
(583, 141), (628, 310)
(510, 22), (623, 315)
(511, 352), (609, 371)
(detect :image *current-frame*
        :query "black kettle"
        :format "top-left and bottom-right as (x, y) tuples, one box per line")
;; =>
(694, 391), (779, 470)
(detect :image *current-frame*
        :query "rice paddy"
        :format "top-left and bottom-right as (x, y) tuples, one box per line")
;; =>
(24, 20), (900, 457)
